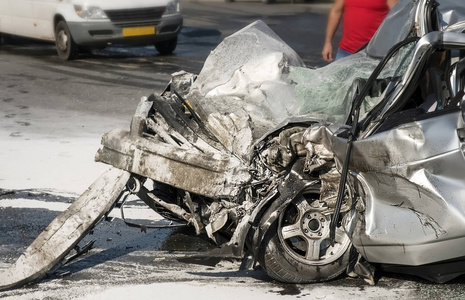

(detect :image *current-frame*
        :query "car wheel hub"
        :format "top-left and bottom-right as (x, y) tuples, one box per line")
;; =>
(57, 30), (68, 52)
(302, 212), (329, 239)
(278, 193), (351, 265)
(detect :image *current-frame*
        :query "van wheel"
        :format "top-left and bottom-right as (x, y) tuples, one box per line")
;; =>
(155, 37), (177, 55)
(0, 33), (11, 45)
(259, 192), (353, 283)
(55, 21), (79, 60)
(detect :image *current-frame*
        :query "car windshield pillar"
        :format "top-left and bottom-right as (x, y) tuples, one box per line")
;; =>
(373, 32), (443, 123)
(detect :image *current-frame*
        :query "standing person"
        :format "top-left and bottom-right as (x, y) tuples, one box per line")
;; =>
(322, 0), (398, 62)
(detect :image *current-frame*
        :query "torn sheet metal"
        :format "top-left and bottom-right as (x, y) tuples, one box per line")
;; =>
(0, 168), (130, 290)
(96, 129), (251, 199)
(186, 20), (306, 160)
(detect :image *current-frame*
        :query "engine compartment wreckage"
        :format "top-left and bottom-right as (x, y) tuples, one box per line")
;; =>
(2, 0), (465, 289)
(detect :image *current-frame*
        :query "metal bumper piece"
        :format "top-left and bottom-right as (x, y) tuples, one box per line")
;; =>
(95, 129), (251, 199)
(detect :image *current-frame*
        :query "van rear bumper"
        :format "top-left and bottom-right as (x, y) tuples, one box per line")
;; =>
(67, 14), (182, 47)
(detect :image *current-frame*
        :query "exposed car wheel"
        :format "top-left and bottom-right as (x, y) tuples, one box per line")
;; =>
(259, 191), (353, 283)
(55, 20), (79, 60)
(155, 37), (177, 55)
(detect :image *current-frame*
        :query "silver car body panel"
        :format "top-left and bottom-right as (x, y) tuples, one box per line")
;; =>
(350, 110), (465, 265)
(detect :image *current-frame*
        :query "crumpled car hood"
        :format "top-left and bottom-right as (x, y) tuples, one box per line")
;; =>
(185, 20), (381, 161)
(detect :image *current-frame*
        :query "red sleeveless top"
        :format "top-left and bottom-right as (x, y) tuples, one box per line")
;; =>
(339, 0), (389, 53)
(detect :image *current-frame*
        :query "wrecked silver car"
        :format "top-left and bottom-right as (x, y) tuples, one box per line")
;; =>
(2, 0), (465, 289)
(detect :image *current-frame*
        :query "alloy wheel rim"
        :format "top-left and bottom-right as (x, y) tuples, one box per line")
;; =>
(278, 193), (351, 266)
(57, 30), (68, 52)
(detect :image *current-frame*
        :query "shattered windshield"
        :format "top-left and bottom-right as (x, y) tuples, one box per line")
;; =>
(290, 43), (415, 124)
(289, 53), (379, 123)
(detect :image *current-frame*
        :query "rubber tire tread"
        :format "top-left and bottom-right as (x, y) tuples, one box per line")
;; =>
(155, 37), (177, 55)
(258, 223), (352, 283)
(55, 20), (79, 60)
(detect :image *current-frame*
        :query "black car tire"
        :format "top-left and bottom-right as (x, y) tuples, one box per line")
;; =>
(155, 37), (177, 55)
(259, 193), (353, 283)
(0, 33), (11, 45)
(55, 20), (79, 60)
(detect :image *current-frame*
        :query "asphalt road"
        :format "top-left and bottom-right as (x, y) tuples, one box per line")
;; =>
(1, 1), (465, 299)
(0, 0), (336, 120)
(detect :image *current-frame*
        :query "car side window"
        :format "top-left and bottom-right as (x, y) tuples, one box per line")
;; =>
(374, 49), (464, 133)
(418, 50), (465, 113)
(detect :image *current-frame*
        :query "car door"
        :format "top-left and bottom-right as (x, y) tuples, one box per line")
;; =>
(348, 48), (465, 266)
(8, 0), (35, 38)
(32, 0), (56, 40)
(0, 0), (13, 34)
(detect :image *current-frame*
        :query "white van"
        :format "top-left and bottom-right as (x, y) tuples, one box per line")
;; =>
(0, 0), (183, 60)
